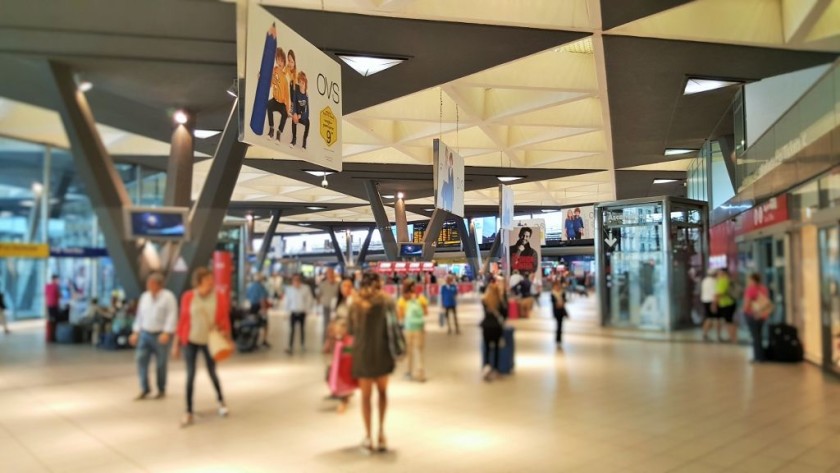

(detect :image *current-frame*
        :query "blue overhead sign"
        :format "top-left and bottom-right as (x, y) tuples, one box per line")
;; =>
(50, 247), (109, 258)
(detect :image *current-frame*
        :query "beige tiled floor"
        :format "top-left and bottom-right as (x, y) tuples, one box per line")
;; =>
(1, 297), (839, 473)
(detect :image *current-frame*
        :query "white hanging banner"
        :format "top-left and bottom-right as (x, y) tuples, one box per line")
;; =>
(240, 2), (343, 171)
(433, 139), (465, 217)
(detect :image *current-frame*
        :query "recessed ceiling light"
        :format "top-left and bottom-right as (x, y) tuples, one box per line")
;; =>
(497, 176), (524, 182)
(664, 148), (697, 156)
(540, 209), (559, 213)
(306, 206), (326, 210)
(226, 80), (238, 97)
(424, 208), (435, 212)
(194, 129), (221, 139)
(77, 81), (93, 92)
(653, 179), (679, 184)
(304, 170), (335, 177)
(381, 194), (395, 199)
(173, 110), (189, 125)
(684, 78), (740, 95)
(337, 54), (406, 77)
(298, 223), (311, 226)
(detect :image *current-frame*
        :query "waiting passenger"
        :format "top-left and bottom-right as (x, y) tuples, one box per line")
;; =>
(246, 275), (271, 349)
(480, 277), (505, 381)
(317, 268), (341, 343)
(284, 274), (314, 354)
(715, 268), (738, 343)
(349, 273), (396, 453)
(743, 273), (772, 363)
(399, 280), (427, 382)
(701, 270), (721, 341)
(172, 267), (230, 427)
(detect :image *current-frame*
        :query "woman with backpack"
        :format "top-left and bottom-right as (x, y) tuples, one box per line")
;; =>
(743, 273), (773, 363)
(398, 280), (427, 382)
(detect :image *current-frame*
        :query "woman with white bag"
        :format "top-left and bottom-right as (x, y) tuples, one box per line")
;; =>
(172, 267), (232, 427)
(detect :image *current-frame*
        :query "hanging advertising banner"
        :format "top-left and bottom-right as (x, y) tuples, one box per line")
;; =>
(0, 243), (49, 258)
(499, 185), (514, 230)
(433, 139), (465, 217)
(515, 218), (546, 246)
(241, 2), (343, 171)
(508, 227), (541, 275)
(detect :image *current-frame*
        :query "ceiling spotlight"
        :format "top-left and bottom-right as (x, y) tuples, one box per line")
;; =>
(173, 110), (189, 125)
(226, 79), (238, 98)
(77, 80), (93, 92)
(683, 77), (741, 95)
(31, 182), (43, 194)
(321, 175), (329, 188)
(298, 223), (311, 226)
(540, 209), (559, 213)
(336, 53), (406, 77)
(397, 192), (404, 199)
(194, 129), (222, 139)
(497, 176), (524, 182)
(305, 170), (335, 177)
(653, 178), (678, 184)
(663, 148), (697, 156)
(306, 206), (326, 210)
(381, 194), (395, 199)
(424, 208), (435, 212)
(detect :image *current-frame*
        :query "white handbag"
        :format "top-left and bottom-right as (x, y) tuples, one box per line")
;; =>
(208, 329), (233, 362)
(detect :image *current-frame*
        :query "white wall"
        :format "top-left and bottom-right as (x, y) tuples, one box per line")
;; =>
(744, 64), (830, 147)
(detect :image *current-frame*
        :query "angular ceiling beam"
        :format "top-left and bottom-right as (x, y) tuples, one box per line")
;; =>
(782, 0), (832, 44)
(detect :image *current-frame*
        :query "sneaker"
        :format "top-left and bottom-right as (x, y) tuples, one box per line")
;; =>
(134, 391), (150, 401)
(218, 405), (229, 417)
(360, 437), (373, 455)
(481, 365), (493, 381)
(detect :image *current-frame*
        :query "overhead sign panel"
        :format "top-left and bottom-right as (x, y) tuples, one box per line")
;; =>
(433, 139), (465, 217)
(241, 2), (343, 171)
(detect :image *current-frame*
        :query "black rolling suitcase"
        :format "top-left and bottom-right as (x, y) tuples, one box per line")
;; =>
(766, 323), (804, 363)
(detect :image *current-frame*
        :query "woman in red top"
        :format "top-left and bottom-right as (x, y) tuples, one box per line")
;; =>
(172, 267), (231, 427)
(743, 273), (771, 363)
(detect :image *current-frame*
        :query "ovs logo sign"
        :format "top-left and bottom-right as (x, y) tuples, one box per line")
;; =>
(317, 73), (340, 147)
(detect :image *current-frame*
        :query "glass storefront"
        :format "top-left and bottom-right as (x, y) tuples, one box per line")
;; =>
(596, 197), (708, 331)
(0, 137), (166, 321)
(818, 225), (840, 373)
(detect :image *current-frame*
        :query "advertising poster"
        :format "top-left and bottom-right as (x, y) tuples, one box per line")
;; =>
(241, 3), (343, 171)
(433, 139), (465, 217)
(515, 218), (546, 245)
(499, 185), (514, 230)
(561, 205), (594, 240)
(508, 227), (541, 276)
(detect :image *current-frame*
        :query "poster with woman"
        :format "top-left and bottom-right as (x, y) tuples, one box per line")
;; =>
(433, 139), (465, 217)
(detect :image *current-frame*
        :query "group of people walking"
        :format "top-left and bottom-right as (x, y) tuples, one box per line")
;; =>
(130, 268), (229, 427)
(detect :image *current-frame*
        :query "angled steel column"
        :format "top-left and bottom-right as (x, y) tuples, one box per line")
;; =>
(455, 218), (480, 279)
(48, 62), (144, 297)
(421, 209), (447, 261)
(364, 180), (398, 261)
(167, 101), (249, 295)
(357, 227), (374, 265)
(481, 230), (502, 276)
(328, 227), (347, 270)
(255, 209), (281, 274)
(394, 197), (409, 243)
(49, 172), (74, 219)
(164, 116), (195, 207)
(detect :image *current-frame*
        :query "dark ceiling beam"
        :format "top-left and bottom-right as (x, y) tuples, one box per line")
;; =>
(600, 0), (694, 30)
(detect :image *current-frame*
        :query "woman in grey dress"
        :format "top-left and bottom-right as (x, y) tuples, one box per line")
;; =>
(349, 273), (396, 453)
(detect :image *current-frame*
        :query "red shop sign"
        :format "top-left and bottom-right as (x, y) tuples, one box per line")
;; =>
(377, 262), (393, 273)
(408, 262), (422, 272)
(422, 262), (435, 272)
(393, 262), (408, 274)
(739, 194), (789, 235)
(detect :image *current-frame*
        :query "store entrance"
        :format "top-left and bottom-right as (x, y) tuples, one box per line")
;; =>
(818, 226), (840, 373)
(754, 236), (786, 325)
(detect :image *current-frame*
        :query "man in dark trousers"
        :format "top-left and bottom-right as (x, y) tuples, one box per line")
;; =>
(440, 275), (460, 335)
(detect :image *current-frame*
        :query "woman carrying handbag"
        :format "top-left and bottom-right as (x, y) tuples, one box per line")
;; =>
(172, 267), (232, 427)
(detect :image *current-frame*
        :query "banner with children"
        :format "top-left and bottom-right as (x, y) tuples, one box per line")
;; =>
(241, 3), (343, 171)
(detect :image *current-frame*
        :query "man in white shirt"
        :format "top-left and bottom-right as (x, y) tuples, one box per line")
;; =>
(284, 274), (314, 354)
(129, 272), (178, 400)
(317, 268), (340, 343)
(700, 269), (719, 341)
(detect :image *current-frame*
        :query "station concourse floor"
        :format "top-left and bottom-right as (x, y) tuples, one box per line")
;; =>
(1, 297), (839, 473)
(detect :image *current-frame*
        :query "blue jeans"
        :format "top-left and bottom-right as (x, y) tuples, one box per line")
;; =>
(136, 331), (170, 394)
(746, 317), (766, 361)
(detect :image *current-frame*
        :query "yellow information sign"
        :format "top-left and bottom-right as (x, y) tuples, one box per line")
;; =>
(0, 243), (49, 259)
(320, 106), (338, 147)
